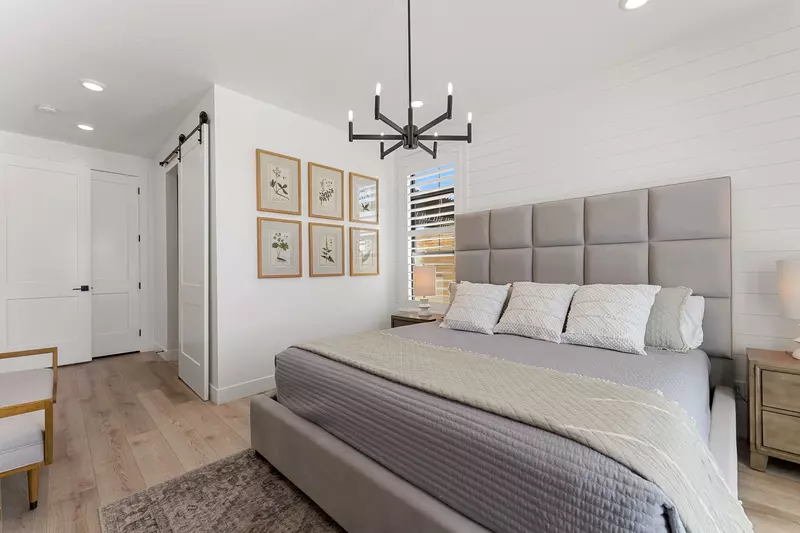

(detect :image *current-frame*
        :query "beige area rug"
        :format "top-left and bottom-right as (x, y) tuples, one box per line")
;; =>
(100, 450), (343, 533)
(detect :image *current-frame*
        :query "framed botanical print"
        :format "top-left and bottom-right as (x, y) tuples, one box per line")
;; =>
(257, 217), (302, 278)
(308, 162), (344, 220)
(349, 227), (379, 276)
(309, 223), (345, 277)
(256, 149), (301, 215)
(349, 172), (379, 225)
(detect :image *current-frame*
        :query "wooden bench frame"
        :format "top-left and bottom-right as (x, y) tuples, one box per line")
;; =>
(0, 347), (58, 511)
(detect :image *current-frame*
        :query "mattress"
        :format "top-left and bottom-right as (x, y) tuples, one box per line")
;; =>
(276, 324), (712, 533)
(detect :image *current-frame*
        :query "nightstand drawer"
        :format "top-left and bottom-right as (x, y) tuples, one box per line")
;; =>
(763, 411), (800, 456)
(762, 370), (800, 413)
(391, 318), (419, 328)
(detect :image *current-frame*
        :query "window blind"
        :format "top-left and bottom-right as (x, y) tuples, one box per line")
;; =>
(407, 164), (455, 304)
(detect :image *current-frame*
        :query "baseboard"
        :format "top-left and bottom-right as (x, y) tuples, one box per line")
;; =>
(210, 374), (276, 404)
(158, 349), (179, 362)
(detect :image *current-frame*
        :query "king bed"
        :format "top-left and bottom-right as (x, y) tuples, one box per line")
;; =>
(251, 177), (742, 533)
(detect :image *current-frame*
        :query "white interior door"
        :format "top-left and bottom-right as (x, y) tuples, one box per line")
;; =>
(91, 171), (140, 357)
(0, 155), (92, 369)
(177, 126), (209, 400)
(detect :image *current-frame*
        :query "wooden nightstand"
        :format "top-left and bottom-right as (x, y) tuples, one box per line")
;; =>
(748, 347), (800, 471)
(391, 311), (444, 328)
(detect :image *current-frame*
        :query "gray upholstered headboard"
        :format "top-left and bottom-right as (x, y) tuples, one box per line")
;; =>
(455, 177), (732, 361)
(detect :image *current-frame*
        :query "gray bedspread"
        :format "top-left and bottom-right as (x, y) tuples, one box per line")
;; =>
(276, 324), (713, 533)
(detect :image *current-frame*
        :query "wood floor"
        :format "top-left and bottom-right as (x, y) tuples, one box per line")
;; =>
(2, 351), (800, 532)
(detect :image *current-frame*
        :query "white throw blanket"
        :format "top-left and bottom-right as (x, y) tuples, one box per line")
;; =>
(297, 331), (752, 533)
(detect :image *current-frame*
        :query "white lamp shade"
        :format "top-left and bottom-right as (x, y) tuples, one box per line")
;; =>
(777, 259), (800, 319)
(413, 265), (436, 298)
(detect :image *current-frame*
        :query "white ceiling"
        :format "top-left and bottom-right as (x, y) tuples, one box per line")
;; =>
(0, 0), (787, 158)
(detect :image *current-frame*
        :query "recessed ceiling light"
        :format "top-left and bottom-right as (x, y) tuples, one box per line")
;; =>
(77, 124), (94, 131)
(36, 104), (58, 114)
(80, 79), (105, 92)
(411, 100), (424, 108)
(619, 0), (651, 10)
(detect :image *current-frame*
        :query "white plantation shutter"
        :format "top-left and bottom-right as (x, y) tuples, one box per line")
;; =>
(407, 164), (455, 304)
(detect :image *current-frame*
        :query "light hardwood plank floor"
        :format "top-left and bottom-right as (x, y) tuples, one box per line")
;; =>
(2, 351), (800, 532)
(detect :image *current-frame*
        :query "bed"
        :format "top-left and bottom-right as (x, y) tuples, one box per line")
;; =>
(251, 177), (740, 533)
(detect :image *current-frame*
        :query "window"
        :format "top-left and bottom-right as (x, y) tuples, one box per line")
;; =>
(406, 164), (456, 304)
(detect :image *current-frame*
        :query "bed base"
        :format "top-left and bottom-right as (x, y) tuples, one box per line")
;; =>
(251, 387), (738, 532)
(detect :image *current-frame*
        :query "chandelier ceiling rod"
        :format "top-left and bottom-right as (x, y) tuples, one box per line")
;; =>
(348, 0), (472, 160)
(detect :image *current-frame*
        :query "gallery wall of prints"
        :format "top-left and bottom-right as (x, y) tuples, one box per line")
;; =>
(256, 149), (380, 278)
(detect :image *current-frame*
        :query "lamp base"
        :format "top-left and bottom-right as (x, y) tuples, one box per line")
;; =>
(786, 349), (800, 360)
(418, 298), (431, 316)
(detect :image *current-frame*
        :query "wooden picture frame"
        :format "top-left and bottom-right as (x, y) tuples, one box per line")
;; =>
(257, 217), (303, 278)
(349, 227), (379, 276)
(349, 172), (379, 225)
(308, 162), (344, 220)
(256, 149), (302, 215)
(309, 223), (345, 277)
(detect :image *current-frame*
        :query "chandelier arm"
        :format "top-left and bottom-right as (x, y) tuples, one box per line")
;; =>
(381, 140), (404, 160)
(353, 133), (404, 141)
(418, 134), (468, 141)
(377, 113), (406, 135)
(418, 141), (437, 159)
(416, 111), (449, 136)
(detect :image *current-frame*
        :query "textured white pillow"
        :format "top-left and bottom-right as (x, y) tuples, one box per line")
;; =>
(441, 281), (510, 335)
(562, 284), (661, 355)
(493, 282), (579, 342)
(645, 287), (693, 352)
(683, 296), (705, 350)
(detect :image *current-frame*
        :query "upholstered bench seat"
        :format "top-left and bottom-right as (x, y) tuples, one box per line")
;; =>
(0, 368), (53, 407)
(0, 411), (45, 472)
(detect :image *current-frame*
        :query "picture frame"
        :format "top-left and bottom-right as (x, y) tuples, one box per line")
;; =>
(349, 227), (379, 276)
(309, 223), (345, 277)
(256, 149), (302, 215)
(349, 172), (379, 225)
(257, 217), (303, 278)
(308, 162), (344, 220)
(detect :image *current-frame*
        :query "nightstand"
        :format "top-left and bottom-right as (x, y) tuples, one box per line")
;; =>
(747, 347), (800, 471)
(391, 311), (444, 328)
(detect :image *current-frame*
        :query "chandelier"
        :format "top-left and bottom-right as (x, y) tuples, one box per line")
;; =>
(348, 0), (472, 160)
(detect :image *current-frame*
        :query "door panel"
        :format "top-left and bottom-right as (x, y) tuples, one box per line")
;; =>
(178, 126), (209, 400)
(0, 156), (91, 369)
(91, 172), (140, 357)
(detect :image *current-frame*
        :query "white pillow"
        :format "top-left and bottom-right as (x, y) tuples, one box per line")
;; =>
(562, 284), (661, 355)
(683, 296), (705, 350)
(440, 281), (510, 335)
(493, 282), (579, 342)
(645, 287), (693, 352)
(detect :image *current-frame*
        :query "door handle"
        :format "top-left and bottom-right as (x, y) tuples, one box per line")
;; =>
(72, 285), (90, 292)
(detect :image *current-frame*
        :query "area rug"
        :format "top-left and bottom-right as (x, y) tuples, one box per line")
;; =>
(99, 450), (343, 533)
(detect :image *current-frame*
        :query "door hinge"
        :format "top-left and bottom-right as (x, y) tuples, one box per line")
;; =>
(137, 187), (140, 195)
(138, 234), (141, 243)
(138, 282), (141, 290)
(139, 329), (142, 337)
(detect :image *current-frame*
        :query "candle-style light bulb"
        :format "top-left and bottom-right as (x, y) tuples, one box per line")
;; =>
(447, 82), (453, 95)
(348, 110), (353, 122)
(376, 83), (382, 96)
(381, 132), (384, 137)
(467, 112), (473, 123)
(434, 132), (439, 137)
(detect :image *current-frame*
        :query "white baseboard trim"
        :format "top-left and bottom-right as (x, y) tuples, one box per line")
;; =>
(210, 374), (276, 404)
(153, 341), (166, 353)
(158, 349), (179, 362)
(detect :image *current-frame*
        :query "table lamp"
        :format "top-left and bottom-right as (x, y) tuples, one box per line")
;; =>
(777, 258), (800, 359)
(413, 265), (436, 316)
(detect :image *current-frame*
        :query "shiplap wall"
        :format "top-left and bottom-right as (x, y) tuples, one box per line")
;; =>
(463, 4), (800, 386)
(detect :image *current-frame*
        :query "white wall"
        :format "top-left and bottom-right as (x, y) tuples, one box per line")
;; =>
(210, 85), (395, 402)
(446, 2), (800, 396)
(0, 130), (154, 355)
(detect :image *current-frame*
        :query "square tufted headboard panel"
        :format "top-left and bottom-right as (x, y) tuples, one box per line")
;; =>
(455, 177), (732, 359)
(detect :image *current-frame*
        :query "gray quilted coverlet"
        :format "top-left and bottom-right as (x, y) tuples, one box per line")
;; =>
(275, 325), (724, 533)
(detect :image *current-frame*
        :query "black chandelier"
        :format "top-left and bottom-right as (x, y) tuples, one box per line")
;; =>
(348, 0), (472, 160)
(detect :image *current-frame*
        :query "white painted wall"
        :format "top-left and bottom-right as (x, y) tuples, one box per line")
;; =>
(0, 130), (154, 356)
(439, 3), (800, 387)
(210, 85), (395, 402)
